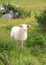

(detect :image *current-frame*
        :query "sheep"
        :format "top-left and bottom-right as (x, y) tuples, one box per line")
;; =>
(10, 24), (30, 47)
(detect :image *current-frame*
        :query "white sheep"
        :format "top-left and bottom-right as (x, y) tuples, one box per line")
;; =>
(10, 24), (30, 47)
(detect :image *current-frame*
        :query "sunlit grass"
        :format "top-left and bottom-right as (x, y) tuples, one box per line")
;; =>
(0, 0), (46, 9)
(0, 0), (46, 65)
(0, 17), (46, 65)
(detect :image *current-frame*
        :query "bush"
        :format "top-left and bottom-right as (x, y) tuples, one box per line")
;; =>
(3, 3), (31, 18)
(35, 9), (46, 28)
(3, 3), (15, 12)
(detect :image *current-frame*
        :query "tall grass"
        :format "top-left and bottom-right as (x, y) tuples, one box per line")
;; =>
(0, 0), (46, 65)
(0, 17), (46, 65)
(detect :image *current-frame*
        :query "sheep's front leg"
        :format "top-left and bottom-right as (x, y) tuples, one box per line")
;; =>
(21, 41), (23, 48)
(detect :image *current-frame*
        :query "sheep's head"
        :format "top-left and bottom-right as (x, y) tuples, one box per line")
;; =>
(19, 24), (30, 31)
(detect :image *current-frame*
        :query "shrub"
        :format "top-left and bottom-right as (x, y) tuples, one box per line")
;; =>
(3, 3), (15, 12)
(3, 3), (31, 18)
(35, 9), (46, 28)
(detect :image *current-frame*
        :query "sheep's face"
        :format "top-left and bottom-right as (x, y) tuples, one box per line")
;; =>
(19, 24), (30, 31)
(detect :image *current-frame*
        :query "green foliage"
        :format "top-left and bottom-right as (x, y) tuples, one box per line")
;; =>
(35, 9), (46, 28)
(3, 3), (31, 18)
(3, 3), (15, 12)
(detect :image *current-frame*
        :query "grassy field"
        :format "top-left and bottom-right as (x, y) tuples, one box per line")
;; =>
(0, 0), (46, 9)
(0, 0), (46, 65)
(0, 18), (46, 65)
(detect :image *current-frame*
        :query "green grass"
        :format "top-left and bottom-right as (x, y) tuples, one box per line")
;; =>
(0, 0), (46, 65)
(0, 0), (46, 9)
(0, 17), (46, 65)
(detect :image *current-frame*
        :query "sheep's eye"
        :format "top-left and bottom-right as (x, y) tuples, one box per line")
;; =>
(27, 25), (30, 27)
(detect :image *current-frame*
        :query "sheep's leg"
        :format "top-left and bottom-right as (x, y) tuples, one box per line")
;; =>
(21, 41), (23, 48)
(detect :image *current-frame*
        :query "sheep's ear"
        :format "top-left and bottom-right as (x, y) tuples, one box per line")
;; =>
(27, 24), (30, 27)
(19, 24), (22, 27)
